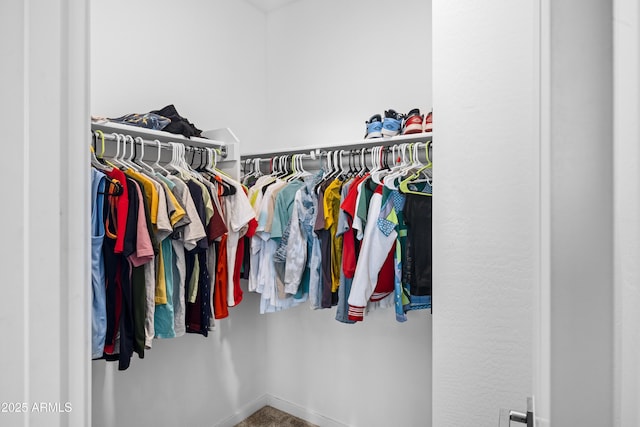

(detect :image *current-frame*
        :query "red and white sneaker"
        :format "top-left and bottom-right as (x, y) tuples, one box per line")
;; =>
(401, 108), (424, 135)
(424, 110), (433, 132)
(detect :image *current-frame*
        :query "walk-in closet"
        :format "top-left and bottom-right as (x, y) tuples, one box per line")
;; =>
(90, 2), (433, 426)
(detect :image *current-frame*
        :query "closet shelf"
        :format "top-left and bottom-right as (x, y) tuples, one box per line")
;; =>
(91, 121), (239, 158)
(240, 132), (433, 159)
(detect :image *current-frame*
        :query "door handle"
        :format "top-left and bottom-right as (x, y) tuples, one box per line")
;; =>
(499, 397), (534, 427)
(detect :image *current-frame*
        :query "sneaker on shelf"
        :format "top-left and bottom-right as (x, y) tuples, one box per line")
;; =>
(381, 109), (403, 137)
(365, 114), (383, 139)
(401, 108), (424, 135)
(424, 110), (433, 132)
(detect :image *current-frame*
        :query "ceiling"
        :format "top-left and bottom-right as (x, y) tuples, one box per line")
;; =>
(243, 0), (301, 13)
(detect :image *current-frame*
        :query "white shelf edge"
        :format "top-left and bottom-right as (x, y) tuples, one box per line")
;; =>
(91, 121), (230, 148)
(240, 132), (433, 158)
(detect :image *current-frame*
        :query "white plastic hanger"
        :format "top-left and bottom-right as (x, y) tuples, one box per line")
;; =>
(358, 148), (368, 176)
(133, 136), (156, 174)
(121, 135), (140, 171)
(109, 133), (129, 170)
(297, 154), (311, 178)
(384, 143), (415, 190)
(151, 139), (171, 175)
(370, 146), (389, 184)
(253, 158), (263, 178)
(165, 142), (187, 179)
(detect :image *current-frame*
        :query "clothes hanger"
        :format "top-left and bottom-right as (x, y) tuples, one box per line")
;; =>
(329, 150), (342, 181)
(200, 149), (210, 172)
(180, 143), (204, 181)
(133, 136), (156, 174)
(203, 147), (236, 195)
(313, 151), (330, 192)
(324, 151), (333, 179)
(367, 147), (378, 176)
(108, 133), (129, 170)
(370, 146), (389, 184)
(298, 154), (311, 179)
(118, 134), (139, 171)
(244, 157), (270, 187)
(350, 149), (360, 177)
(399, 141), (433, 196)
(356, 148), (367, 176)
(90, 131), (111, 172)
(89, 131), (123, 194)
(96, 130), (112, 166)
(290, 154), (310, 180)
(126, 135), (143, 171)
(241, 158), (253, 183)
(188, 147), (198, 169)
(211, 147), (235, 180)
(253, 158), (264, 178)
(151, 139), (171, 175)
(164, 142), (187, 179)
(119, 134), (133, 169)
(346, 150), (354, 177)
(282, 155), (291, 178)
(282, 155), (295, 181)
(97, 176), (124, 196)
(334, 150), (345, 180)
(384, 143), (414, 190)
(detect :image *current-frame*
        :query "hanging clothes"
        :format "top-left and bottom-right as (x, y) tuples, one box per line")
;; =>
(241, 142), (433, 323)
(91, 168), (107, 359)
(90, 134), (255, 370)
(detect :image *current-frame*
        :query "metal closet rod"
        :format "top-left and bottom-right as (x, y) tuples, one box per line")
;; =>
(91, 130), (228, 159)
(241, 143), (431, 177)
(241, 141), (431, 161)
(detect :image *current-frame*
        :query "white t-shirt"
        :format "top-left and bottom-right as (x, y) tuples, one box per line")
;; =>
(223, 179), (256, 307)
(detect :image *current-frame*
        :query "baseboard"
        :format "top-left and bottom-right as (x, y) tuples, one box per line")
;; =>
(213, 394), (270, 427)
(267, 395), (349, 427)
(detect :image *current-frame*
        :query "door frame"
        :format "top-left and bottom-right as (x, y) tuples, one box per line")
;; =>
(533, 0), (551, 424)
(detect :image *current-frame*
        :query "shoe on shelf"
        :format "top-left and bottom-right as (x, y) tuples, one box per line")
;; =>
(424, 110), (433, 132)
(365, 114), (383, 139)
(401, 108), (424, 135)
(381, 109), (403, 137)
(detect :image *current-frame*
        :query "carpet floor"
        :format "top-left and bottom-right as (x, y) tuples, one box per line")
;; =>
(234, 406), (319, 427)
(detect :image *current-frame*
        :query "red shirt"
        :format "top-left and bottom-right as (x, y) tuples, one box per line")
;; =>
(105, 168), (129, 254)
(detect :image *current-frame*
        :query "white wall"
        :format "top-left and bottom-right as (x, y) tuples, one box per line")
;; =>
(549, 1), (614, 425)
(261, 2), (433, 426)
(91, 295), (268, 427)
(431, 2), (537, 426)
(0, 0), (91, 426)
(262, 0), (432, 154)
(90, 2), (269, 426)
(91, 0), (267, 151)
(613, 0), (640, 426)
(265, 302), (432, 427)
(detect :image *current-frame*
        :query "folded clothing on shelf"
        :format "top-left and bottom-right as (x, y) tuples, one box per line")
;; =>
(150, 104), (203, 139)
(107, 104), (204, 139)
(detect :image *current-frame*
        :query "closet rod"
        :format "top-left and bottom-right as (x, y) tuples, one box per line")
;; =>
(241, 142), (431, 177)
(240, 132), (432, 161)
(91, 130), (227, 159)
(241, 141), (431, 163)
